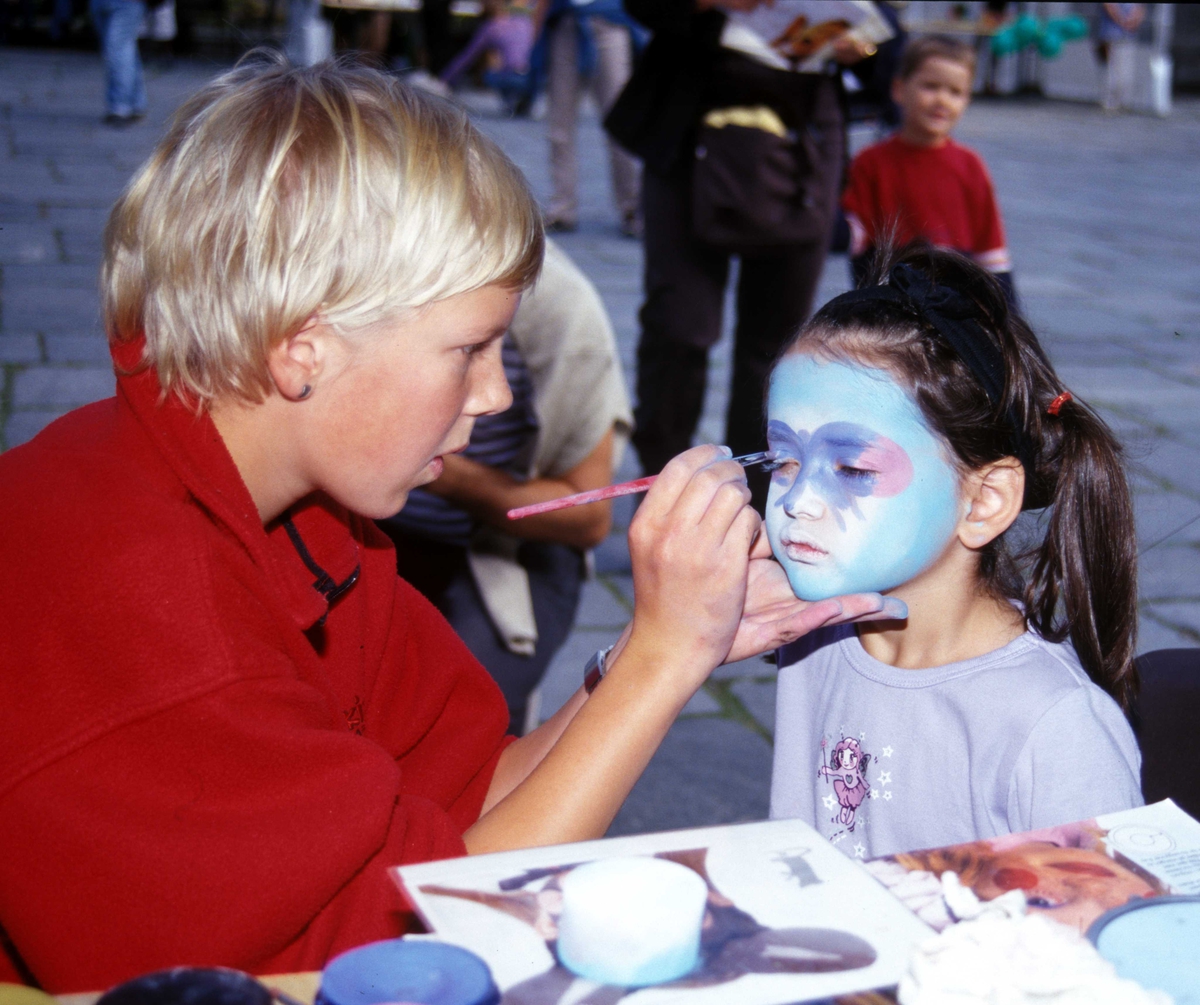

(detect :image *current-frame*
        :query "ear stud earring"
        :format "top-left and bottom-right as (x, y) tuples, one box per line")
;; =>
(298, 385), (312, 399)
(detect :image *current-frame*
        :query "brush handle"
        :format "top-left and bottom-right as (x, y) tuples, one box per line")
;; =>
(505, 451), (774, 521)
(506, 476), (658, 520)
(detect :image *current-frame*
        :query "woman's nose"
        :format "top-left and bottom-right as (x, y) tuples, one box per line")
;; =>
(782, 476), (825, 519)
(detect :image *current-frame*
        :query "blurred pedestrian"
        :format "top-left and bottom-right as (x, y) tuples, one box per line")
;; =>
(380, 239), (633, 734)
(141, 0), (176, 62)
(606, 0), (876, 508)
(441, 0), (536, 115)
(91, 0), (147, 125)
(1096, 3), (1145, 113)
(536, 0), (644, 235)
(842, 35), (1015, 303)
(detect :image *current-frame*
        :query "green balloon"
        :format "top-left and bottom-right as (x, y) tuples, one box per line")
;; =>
(990, 23), (1019, 56)
(1051, 15), (1089, 41)
(1014, 12), (1041, 46)
(1037, 25), (1063, 58)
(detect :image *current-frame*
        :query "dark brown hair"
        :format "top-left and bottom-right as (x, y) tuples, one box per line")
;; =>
(898, 33), (977, 80)
(784, 245), (1138, 710)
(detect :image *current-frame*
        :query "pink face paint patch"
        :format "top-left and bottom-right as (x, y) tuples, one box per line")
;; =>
(856, 436), (914, 498)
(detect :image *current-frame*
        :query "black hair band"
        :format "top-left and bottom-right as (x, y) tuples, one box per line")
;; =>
(824, 263), (1037, 490)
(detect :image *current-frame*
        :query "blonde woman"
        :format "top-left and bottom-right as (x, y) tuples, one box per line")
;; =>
(0, 54), (896, 991)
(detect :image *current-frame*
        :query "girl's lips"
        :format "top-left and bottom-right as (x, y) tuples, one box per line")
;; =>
(781, 537), (828, 562)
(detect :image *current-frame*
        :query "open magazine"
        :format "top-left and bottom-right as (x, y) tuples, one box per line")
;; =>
(392, 818), (931, 1005)
(720, 0), (894, 73)
(864, 799), (1200, 934)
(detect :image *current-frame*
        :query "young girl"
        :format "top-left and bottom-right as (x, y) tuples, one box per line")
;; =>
(766, 246), (1143, 860)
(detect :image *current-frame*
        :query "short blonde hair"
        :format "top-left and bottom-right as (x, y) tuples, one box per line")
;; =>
(103, 51), (544, 404)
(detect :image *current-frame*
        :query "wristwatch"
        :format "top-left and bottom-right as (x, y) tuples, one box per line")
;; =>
(584, 645), (615, 694)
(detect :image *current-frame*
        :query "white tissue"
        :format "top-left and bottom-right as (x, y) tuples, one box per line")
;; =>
(898, 910), (1173, 1005)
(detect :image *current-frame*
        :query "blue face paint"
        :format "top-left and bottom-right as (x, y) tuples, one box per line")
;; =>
(765, 355), (962, 601)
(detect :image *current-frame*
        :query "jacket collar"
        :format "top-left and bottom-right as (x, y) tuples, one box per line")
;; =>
(111, 337), (360, 631)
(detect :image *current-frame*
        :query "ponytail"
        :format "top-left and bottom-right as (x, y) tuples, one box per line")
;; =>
(790, 244), (1139, 709)
(1027, 397), (1138, 709)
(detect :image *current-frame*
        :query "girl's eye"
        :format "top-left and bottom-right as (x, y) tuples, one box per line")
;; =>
(462, 341), (491, 358)
(835, 464), (876, 480)
(768, 458), (800, 478)
(1026, 897), (1055, 909)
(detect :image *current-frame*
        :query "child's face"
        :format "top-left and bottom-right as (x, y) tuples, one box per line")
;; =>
(299, 284), (519, 520)
(765, 355), (961, 601)
(893, 55), (973, 144)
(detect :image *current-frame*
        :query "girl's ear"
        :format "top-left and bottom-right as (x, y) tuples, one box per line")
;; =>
(956, 458), (1024, 550)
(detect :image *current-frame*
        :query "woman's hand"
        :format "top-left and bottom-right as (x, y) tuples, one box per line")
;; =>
(726, 532), (907, 663)
(625, 445), (762, 691)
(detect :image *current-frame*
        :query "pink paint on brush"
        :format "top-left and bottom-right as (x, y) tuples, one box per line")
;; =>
(506, 451), (777, 521)
(507, 476), (658, 520)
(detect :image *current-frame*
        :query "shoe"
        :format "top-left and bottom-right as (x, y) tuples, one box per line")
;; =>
(544, 217), (577, 234)
(102, 112), (144, 128)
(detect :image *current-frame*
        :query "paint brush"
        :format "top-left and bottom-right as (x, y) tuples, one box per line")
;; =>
(506, 451), (778, 521)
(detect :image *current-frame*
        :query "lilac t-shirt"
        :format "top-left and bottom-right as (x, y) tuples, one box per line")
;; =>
(769, 626), (1142, 861)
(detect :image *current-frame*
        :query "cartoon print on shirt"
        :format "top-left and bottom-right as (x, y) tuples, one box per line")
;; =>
(818, 735), (871, 831)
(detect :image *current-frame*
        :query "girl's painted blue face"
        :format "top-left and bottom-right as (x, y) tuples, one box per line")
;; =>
(765, 355), (962, 601)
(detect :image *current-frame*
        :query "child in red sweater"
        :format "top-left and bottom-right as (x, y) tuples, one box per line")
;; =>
(843, 35), (1015, 301)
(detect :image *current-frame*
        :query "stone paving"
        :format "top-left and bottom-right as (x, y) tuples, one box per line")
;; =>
(3, 46), (1199, 835)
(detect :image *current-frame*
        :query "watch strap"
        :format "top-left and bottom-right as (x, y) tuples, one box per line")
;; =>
(584, 645), (615, 694)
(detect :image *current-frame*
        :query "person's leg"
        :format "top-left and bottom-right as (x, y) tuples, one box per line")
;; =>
(729, 241), (827, 508)
(1111, 38), (1137, 111)
(632, 169), (728, 475)
(90, 0), (115, 111)
(420, 0), (453, 74)
(546, 16), (581, 228)
(102, 0), (147, 118)
(589, 17), (640, 228)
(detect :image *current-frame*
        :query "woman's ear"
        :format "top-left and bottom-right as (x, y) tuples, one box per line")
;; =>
(266, 316), (337, 401)
(956, 457), (1024, 550)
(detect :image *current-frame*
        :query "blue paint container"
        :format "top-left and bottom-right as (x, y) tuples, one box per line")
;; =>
(1087, 895), (1200, 1005)
(96, 968), (270, 1005)
(317, 940), (499, 1005)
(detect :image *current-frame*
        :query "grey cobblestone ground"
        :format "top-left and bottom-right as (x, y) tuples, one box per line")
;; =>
(3, 46), (1198, 835)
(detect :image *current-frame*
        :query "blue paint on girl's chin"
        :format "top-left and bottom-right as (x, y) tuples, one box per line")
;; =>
(765, 355), (962, 601)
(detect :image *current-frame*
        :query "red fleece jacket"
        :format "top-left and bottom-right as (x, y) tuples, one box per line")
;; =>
(0, 339), (511, 992)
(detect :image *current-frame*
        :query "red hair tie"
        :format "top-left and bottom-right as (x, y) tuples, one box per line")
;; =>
(1047, 391), (1073, 416)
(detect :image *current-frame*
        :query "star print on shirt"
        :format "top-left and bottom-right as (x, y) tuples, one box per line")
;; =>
(870, 788), (879, 799)
(877, 771), (892, 786)
(883, 790), (893, 800)
(853, 843), (866, 859)
(822, 793), (838, 810)
(882, 746), (894, 757)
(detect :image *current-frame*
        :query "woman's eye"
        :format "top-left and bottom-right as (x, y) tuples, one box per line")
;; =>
(1026, 897), (1055, 909)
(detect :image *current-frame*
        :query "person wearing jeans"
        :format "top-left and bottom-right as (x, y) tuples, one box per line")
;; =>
(90, 0), (147, 124)
(539, 0), (642, 235)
